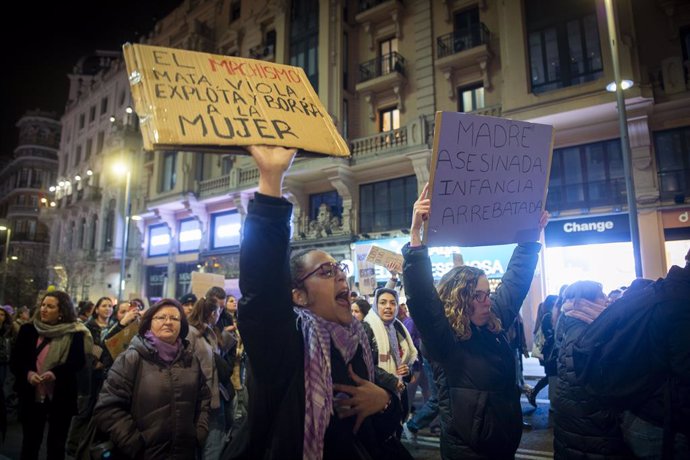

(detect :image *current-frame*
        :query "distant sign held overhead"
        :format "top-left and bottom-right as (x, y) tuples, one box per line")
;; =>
(426, 112), (554, 247)
(123, 43), (350, 157)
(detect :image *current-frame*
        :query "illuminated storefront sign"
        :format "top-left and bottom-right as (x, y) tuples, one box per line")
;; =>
(212, 210), (241, 249)
(179, 218), (202, 253)
(148, 224), (171, 257)
(352, 236), (515, 282)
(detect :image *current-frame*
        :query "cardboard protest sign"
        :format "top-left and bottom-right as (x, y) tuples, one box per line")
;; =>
(425, 112), (554, 247)
(123, 43), (350, 157)
(355, 244), (377, 296)
(104, 320), (139, 360)
(191, 271), (226, 299)
(366, 246), (404, 274)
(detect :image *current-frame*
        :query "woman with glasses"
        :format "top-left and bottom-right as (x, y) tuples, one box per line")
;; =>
(402, 183), (547, 459)
(228, 145), (411, 460)
(93, 298), (210, 460)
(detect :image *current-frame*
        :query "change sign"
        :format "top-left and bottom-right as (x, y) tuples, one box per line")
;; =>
(123, 43), (350, 157)
(425, 112), (554, 247)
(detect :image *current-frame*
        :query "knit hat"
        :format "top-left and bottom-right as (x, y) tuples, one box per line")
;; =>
(0, 305), (13, 316)
(179, 293), (198, 305)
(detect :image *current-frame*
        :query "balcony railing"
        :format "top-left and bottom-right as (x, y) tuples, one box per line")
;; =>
(351, 126), (408, 158)
(437, 23), (490, 59)
(359, 52), (406, 83)
(546, 178), (627, 212)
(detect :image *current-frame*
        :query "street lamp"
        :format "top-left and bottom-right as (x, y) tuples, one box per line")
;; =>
(113, 162), (132, 301)
(604, 0), (643, 277)
(0, 219), (11, 304)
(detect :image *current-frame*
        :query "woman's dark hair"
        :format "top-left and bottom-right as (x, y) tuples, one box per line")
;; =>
(91, 297), (113, 318)
(39, 291), (77, 324)
(139, 298), (189, 340)
(354, 299), (371, 317)
(205, 286), (226, 303)
(77, 300), (95, 318)
(188, 297), (219, 330)
(290, 248), (320, 288)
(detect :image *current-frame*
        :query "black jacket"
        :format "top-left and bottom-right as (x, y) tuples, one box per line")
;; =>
(552, 315), (631, 459)
(402, 241), (540, 459)
(10, 323), (86, 422)
(229, 193), (410, 460)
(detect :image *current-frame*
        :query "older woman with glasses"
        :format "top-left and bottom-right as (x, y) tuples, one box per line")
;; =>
(228, 145), (411, 460)
(402, 183), (547, 460)
(93, 299), (210, 460)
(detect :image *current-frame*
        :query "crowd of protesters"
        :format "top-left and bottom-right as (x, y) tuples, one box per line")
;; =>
(0, 144), (687, 460)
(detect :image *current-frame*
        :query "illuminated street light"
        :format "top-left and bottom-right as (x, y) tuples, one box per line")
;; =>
(49, 186), (56, 192)
(606, 79), (633, 92)
(113, 161), (132, 301)
(86, 169), (93, 176)
(125, 106), (133, 114)
(75, 175), (82, 181)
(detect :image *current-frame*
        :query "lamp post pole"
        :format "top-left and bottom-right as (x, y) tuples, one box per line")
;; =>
(0, 227), (10, 304)
(117, 169), (132, 302)
(604, 0), (643, 277)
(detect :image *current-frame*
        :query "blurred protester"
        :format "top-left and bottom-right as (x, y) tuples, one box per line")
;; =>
(10, 290), (92, 460)
(527, 294), (559, 407)
(224, 294), (247, 424)
(350, 298), (371, 322)
(180, 293), (198, 318)
(552, 281), (631, 459)
(13, 306), (30, 334)
(93, 298), (210, 459)
(66, 297), (114, 454)
(0, 304), (16, 442)
(76, 301), (95, 323)
(403, 183), (545, 459)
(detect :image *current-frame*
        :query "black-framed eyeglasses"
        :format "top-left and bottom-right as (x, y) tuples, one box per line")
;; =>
(298, 262), (348, 284)
(473, 290), (491, 302)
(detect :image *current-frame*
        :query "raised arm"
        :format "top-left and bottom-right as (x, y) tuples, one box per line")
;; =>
(402, 183), (456, 362)
(492, 211), (547, 327)
(238, 145), (300, 381)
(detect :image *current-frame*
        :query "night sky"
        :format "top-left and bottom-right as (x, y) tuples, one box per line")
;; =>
(1, 0), (182, 160)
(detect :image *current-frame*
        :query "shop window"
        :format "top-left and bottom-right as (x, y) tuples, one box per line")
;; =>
(526, 0), (603, 94)
(653, 126), (690, 202)
(360, 175), (417, 233)
(179, 218), (202, 253)
(457, 84), (485, 112)
(211, 210), (241, 249)
(148, 224), (171, 257)
(547, 139), (625, 211)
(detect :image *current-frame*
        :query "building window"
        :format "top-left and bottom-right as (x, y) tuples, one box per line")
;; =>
(100, 97), (109, 115)
(343, 99), (349, 140)
(309, 191), (343, 222)
(221, 155), (234, 175)
(90, 214), (98, 250)
(211, 210), (241, 250)
(161, 151), (177, 192)
(179, 218), (202, 253)
(230, 0), (241, 21)
(343, 31), (349, 90)
(96, 131), (104, 155)
(546, 139), (625, 212)
(360, 176), (417, 233)
(653, 126), (690, 202)
(85, 139), (93, 160)
(78, 218), (86, 249)
(104, 199), (115, 250)
(526, 0), (603, 94)
(379, 107), (400, 132)
(89, 105), (96, 123)
(79, 114), (85, 130)
(681, 26), (690, 87)
(457, 84), (485, 112)
(148, 224), (171, 257)
(379, 37), (399, 75)
(290, 0), (319, 92)
(452, 7), (481, 52)
(74, 145), (82, 166)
